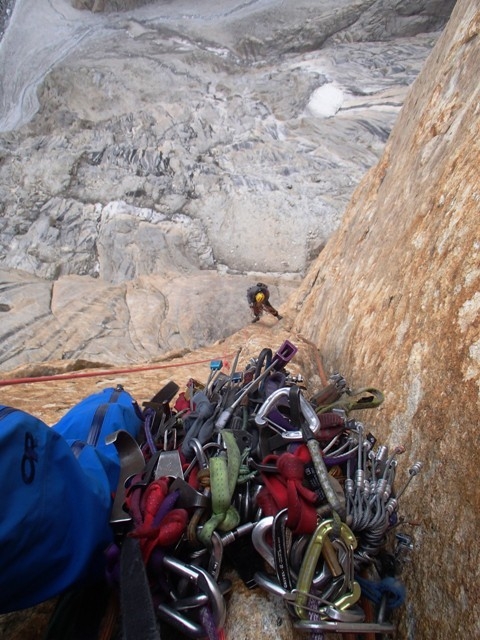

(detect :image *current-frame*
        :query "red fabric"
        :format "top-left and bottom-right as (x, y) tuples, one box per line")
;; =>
(124, 473), (146, 527)
(174, 392), (191, 413)
(139, 509), (188, 563)
(139, 479), (169, 529)
(129, 478), (188, 564)
(257, 448), (318, 534)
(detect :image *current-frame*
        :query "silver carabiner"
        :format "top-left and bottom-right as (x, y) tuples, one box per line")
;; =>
(161, 555), (226, 630)
(254, 387), (321, 440)
(251, 516), (275, 570)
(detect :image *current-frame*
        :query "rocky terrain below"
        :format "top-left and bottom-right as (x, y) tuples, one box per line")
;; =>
(0, 0), (454, 373)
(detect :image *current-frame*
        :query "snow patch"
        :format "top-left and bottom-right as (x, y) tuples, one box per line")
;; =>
(307, 83), (344, 118)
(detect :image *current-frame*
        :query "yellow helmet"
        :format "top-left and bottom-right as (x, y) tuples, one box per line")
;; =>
(255, 292), (265, 303)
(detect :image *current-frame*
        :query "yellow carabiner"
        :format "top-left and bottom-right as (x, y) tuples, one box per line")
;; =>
(295, 518), (359, 619)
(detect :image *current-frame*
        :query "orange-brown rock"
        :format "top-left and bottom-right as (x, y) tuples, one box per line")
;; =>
(290, 0), (480, 637)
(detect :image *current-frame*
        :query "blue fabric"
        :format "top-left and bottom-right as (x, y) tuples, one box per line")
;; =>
(53, 386), (143, 493)
(356, 575), (406, 609)
(0, 387), (143, 613)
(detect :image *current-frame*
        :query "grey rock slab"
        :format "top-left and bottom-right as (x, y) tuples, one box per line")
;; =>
(0, 0), (453, 370)
(0, 269), (298, 370)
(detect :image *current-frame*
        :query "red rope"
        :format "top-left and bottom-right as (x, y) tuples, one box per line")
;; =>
(0, 355), (234, 387)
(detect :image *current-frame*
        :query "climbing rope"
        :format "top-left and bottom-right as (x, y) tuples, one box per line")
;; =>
(0, 355), (234, 387)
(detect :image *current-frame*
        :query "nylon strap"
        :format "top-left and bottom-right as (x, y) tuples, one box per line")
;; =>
(87, 387), (124, 446)
(120, 536), (161, 640)
(198, 430), (241, 546)
(316, 387), (384, 415)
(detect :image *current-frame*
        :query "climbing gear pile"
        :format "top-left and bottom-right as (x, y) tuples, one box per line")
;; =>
(106, 340), (422, 638)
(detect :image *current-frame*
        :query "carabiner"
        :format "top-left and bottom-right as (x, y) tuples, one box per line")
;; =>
(251, 516), (275, 570)
(295, 518), (359, 619)
(160, 555), (227, 630)
(254, 387), (321, 439)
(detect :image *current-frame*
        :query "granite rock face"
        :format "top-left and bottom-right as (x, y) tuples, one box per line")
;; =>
(290, 0), (480, 637)
(0, 0), (453, 371)
(0, 1), (477, 639)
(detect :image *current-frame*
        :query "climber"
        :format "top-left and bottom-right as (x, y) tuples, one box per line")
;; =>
(247, 282), (282, 323)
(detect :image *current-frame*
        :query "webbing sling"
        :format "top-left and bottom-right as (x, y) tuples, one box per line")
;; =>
(256, 447), (318, 535)
(87, 387), (124, 446)
(316, 387), (384, 415)
(198, 430), (242, 546)
(121, 535), (161, 640)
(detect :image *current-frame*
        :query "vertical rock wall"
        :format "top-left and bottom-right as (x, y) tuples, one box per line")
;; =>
(290, 0), (479, 637)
